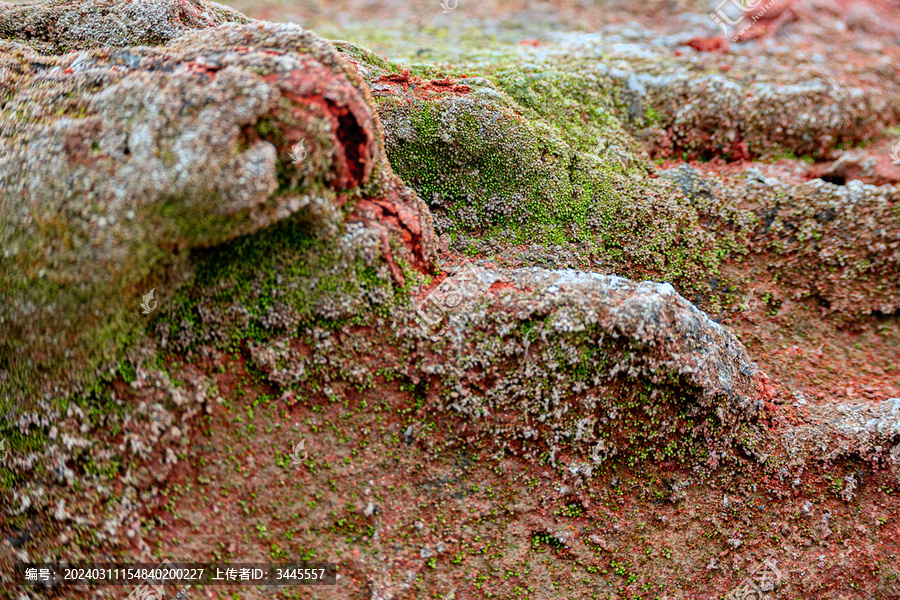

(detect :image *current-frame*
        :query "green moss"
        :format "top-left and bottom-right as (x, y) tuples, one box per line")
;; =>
(158, 214), (400, 355)
(358, 51), (730, 298)
(644, 106), (663, 126)
(331, 40), (395, 72)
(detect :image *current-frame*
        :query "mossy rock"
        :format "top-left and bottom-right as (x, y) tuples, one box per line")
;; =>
(337, 44), (729, 300)
(0, 15), (434, 408)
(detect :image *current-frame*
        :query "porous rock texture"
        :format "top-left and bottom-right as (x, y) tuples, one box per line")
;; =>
(1, 0), (900, 599)
(0, 5), (435, 406)
(0, 0), (251, 52)
(333, 35), (900, 324)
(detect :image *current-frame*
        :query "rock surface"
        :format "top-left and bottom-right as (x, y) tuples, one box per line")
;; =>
(1, 0), (899, 599)
(336, 35), (900, 319)
(1, 9), (434, 405)
(0, 0), (251, 52)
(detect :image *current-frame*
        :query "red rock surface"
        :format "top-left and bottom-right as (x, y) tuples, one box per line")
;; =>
(683, 35), (729, 52)
(2, 1), (899, 600)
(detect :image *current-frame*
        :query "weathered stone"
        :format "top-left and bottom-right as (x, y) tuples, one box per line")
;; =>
(2, 2), (900, 599)
(0, 14), (434, 405)
(0, 0), (250, 53)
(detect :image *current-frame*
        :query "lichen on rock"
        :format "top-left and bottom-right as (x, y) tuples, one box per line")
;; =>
(0, 0), (251, 53)
(336, 42), (732, 301)
(2, 1), (899, 599)
(0, 11), (434, 407)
